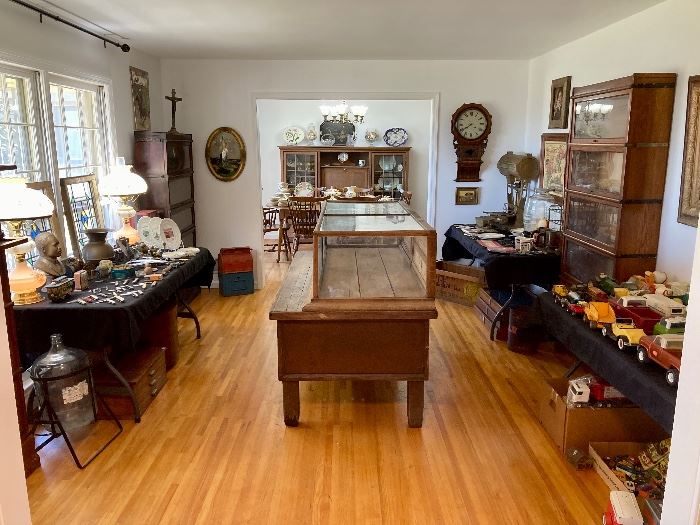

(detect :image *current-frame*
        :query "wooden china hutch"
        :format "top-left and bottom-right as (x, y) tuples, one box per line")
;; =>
(561, 73), (677, 283)
(279, 146), (410, 198)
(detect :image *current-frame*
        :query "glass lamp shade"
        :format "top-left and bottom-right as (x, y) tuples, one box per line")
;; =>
(0, 178), (54, 222)
(100, 165), (147, 197)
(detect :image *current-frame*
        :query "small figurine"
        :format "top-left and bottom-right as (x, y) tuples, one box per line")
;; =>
(34, 232), (66, 278)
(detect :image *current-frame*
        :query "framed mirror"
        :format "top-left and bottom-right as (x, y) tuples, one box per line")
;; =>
(205, 127), (246, 182)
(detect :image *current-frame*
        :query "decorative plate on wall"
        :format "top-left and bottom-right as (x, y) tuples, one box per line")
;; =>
(383, 128), (408, 147)
(282, 126), (305, 146)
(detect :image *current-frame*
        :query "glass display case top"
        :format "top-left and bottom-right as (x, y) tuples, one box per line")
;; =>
(320, 214), (423, 233)
(323, 201), (409, 216)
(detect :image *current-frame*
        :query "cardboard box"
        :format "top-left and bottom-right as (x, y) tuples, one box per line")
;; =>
(589, 442), (647, 492)
(538, 378), (667, 453)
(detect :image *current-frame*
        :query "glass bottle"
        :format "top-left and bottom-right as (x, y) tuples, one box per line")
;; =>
(523, 188), (558, 232)
(31, 334), (95, 430)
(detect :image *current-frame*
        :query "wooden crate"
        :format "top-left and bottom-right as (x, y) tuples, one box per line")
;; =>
(435, 261), (485, 306)
(474, 288), (509, 341)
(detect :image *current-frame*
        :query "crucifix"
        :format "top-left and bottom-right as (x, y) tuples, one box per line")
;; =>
(165, 89), (182, 132)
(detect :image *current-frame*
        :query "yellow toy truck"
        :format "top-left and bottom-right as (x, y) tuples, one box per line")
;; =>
(583, 301), (616, 329)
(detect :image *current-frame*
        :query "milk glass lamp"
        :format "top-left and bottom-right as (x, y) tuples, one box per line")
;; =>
(0, 178), (55, 304)
(99, 161), (148, 244)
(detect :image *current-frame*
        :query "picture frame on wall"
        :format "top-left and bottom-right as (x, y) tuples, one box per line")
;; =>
(129, 67), (151, 132)
(455, 187), (479, 205)
(539, 133), (568, 198)
(548, 76), (571, 129)
(678, 75), (700, 227)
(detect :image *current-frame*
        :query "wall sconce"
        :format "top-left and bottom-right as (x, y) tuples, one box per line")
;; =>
(319, 100), (368, 123)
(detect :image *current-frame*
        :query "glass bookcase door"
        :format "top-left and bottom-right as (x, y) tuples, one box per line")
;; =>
(563, 238), (615, 284)
(572, 94), (630, 141)
(284, 152), (316, 187)
(372, 153), (405, 196)
(566, 194), (620, 250)
(568, 147), (625, 199)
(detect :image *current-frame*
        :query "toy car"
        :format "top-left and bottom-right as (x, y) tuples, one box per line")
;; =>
(644, 294), (687, 318)
(602, 318), (646, 350)
(609, 298), (662, 335)
(653, 316), (685, 335)
(586, 284), (609, 302)
(637, 334), (684, 386)
(552, 284), (568, 304)
(567, 301), (586, 317)
(596, 273), (620, 296)
(583, 301), (616, 329)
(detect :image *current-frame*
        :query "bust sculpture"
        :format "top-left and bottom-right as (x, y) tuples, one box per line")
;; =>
(34, 232), (66, 278)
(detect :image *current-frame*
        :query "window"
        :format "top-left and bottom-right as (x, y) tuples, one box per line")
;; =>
(0, 66), (45, 182)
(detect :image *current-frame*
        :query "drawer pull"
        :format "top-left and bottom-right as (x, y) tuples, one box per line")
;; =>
(149, 369), (156, 376)
(151, 388), (158, 397)
(149, 378), (157, 386)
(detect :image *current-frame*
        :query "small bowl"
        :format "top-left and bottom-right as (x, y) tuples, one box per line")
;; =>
(320, 134), (335, 146)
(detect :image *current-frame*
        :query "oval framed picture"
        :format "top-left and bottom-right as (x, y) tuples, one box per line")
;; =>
(205, 127), (246, 182)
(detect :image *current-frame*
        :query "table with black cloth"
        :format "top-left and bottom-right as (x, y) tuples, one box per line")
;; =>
(15, 247), (215, 420)
(537, 292), (676, 434)
(442, 225), (561, 338)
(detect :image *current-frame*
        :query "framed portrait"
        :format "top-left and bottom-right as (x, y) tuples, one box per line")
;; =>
(539, 133), (568, 197)
(205, 127), (246, 182)
(455, 187), (479, 205)
(678, 75), (700, 227)
(129, 67), (150, 131)
(548, 76), (571, 129)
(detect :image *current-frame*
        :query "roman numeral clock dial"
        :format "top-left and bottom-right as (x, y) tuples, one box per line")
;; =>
(451, 103), (492, 182)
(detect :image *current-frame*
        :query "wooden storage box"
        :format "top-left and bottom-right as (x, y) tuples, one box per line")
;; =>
(219, 271), (254, 296)
(435, 260), (485, 306)
(94, 346), (167, 419)
(474, 288), (509, 341)
(218, 247), (253, 273)
(588, 442), (647, 492)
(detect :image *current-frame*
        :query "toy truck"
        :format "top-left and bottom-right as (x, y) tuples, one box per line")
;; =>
(583, 301), (616, 329)
(644, 294), (687, 318)
(603, 491), (643, 525)
(602, 318), (647, 350)
(653, 316), (685, 335)
(552, 284), (568, 306)
(609, 298), (662, 335)
(587, 284), (609, 302)
(637, 334), (684, 386)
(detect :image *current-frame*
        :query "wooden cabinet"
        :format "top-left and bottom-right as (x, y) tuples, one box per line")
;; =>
(134, 131), (196, 247)
(562, 73), (676, 283)
(1, 238), (40, 476)
(279, 146), (410, 197)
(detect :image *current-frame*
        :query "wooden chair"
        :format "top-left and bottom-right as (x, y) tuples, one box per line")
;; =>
(263, 207), (290, 262)
(287, 197), (324, 255)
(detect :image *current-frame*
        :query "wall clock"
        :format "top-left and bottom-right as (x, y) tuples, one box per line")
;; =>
(451, 103), (492, 182)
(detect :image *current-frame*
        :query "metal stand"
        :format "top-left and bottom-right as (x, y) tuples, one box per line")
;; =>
(490, 284), (518, 341)
(176, 290), (201, 339)
(29, 365), (122, 469)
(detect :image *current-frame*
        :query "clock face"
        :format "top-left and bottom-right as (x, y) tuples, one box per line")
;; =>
(455, 109), (488, 140)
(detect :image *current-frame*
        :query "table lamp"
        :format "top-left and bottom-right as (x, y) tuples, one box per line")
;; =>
(100, 161), (148, 244)
(0, 178), (55, 304)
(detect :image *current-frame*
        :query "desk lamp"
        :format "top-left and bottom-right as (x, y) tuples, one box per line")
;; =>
(100, 161), (148, 244)
(0, 178), (55, 304)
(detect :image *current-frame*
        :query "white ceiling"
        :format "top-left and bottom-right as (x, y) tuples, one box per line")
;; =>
(24, 0), (664, 60)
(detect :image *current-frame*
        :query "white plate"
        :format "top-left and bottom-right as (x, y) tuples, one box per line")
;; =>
(282, 126), (305, 146)
(137, 216), (153, 245)
(477, 232), (505, 239)
(383, 128), (408, 147)
(148, 217), (162, 248)
(160, 218), (182, 250)
(294, 181), (314, 197)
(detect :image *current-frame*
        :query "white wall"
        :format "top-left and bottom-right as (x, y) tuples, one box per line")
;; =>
(0, 2), (163, 163)
(524, 0), (700, 282)
(256, 99), (433, 219)
(161, 59), (531, 283)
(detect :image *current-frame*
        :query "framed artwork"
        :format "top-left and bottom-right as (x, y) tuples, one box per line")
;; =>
(205, 127), (246, 182)
(678, 75), (700, 227)
(129, 66), (151, 131)
(455, 187), (479, 205)
(548, 76), (571, 129)
(539, 133), (568, 197)
(59, 174), (104, 255)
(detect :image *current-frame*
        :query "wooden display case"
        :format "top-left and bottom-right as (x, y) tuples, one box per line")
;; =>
(279, 146), (410, 197)
(134, 131), (196, 247)
(562, 73), (676, 283)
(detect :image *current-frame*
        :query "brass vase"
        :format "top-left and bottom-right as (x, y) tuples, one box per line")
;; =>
(81, 228), (114, 263)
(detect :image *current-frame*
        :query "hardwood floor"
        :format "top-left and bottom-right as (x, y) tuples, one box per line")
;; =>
(26, 252), (608, 524)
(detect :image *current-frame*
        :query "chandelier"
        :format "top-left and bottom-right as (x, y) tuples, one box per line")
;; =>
(576, 101), (614, 124)
(319, 100), (368, 123)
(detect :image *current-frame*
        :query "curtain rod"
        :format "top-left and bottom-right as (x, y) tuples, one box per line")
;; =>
(9, 0), (130, 52)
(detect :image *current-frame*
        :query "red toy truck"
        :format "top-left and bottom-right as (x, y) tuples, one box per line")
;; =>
(637, 334), (684, 387)
(609, 296), (662, 335)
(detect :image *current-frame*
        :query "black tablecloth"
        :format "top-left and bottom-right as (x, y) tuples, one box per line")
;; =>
(442, 225), (561, 289)
(537, 292), (676, 434)
(15, 248), (215, 368)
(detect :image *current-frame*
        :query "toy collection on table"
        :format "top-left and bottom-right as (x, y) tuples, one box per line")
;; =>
(551, 270), (688, 387)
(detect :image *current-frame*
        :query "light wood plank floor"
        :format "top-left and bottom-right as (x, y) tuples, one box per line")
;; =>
(26, 252), (608, 524)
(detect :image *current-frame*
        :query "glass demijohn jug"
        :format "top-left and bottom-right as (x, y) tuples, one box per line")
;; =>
(523, 188), (558, 232)
(30, 334), (95, 430)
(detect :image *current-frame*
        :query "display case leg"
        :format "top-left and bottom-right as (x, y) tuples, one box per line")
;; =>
(282, 381), (300, 427)
(407, 381), (424, 428)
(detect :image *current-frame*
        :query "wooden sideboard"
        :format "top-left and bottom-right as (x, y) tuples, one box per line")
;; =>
(279, 146), (410, 197)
